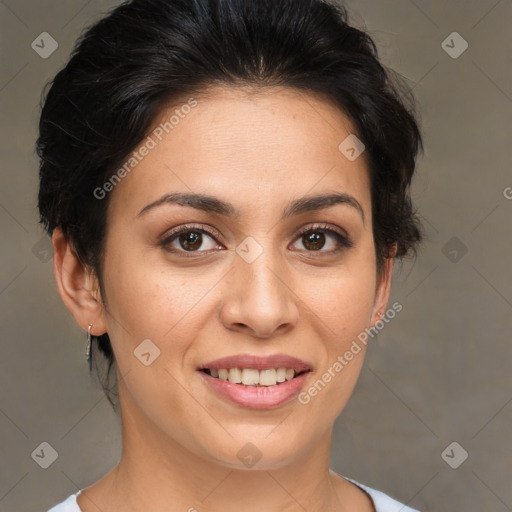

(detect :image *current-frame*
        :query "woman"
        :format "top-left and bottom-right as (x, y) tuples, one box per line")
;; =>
(38, 0), (424, 510)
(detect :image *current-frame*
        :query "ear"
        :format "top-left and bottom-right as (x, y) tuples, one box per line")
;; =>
(369, 243), (397, 327)
(52, 226), (108, 336)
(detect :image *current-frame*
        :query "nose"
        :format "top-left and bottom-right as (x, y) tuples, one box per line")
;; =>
(218, 249), (300, 339)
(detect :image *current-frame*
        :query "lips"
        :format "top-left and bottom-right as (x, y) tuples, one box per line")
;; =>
(198, 353), (312, 373)
(198, 366), (311, 409)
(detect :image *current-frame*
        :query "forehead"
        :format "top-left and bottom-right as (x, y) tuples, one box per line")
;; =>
(107, 85), (371, 221)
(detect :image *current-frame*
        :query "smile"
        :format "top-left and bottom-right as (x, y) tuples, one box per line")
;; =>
(198, 368), (312, 409)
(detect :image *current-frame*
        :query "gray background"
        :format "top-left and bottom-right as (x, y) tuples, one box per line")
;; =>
(1, 0), (511, 511)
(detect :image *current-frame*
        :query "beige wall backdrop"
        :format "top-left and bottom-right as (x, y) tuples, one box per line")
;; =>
(1, 1), (511, 511)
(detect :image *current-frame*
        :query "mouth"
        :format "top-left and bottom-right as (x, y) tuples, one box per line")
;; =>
(198, 368), (312, 410)
(197, 353), (313, 410)
(196, 353), (313, 409)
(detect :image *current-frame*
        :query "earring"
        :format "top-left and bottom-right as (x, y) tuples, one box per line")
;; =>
(85, 323), (93, 361)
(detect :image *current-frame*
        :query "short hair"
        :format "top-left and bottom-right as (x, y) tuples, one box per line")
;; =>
(36, 0), (424, 408)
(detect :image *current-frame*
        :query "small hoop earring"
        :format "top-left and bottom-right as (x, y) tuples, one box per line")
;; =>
(85, 323), (93, 361)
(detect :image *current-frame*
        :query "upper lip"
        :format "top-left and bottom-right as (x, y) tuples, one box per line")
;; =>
(199, 353), (312, 372)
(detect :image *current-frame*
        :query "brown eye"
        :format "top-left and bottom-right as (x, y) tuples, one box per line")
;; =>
(159, 223), (353, 258)
(301, 231), (326, 251)
(177, 230), (204, 251)
(160, 225), (221, 255)
(291, 225), (353, 254)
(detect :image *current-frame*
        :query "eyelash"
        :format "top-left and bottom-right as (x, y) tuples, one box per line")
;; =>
(159, 223), (354, 258)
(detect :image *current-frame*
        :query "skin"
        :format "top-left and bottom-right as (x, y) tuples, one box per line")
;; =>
(52, 85), (397, 512)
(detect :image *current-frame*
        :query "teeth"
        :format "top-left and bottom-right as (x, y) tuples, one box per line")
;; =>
(229, 368), (242, 383)
(259, 369), (277, 386)
(241, 369), (259, 385)
(206, 367), (303, 386)
(276, 368), (286, 382)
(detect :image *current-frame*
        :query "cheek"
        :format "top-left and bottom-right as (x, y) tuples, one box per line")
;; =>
(102, 245), (173, 331)
(99, 247), (167, 361)
(296, 276), (373, 428)
(300, 270), (375, 379)
(300, 252), (377, 336)
(303, 273), (375, 326)
(100, 246), (219, 368)
(293, 251), (376, 415)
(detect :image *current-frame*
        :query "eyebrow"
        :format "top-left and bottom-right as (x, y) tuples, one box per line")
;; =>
(136, 191), (365, 224)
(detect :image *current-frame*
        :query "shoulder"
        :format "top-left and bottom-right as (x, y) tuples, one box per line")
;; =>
(46, 491), (82, 512)
(344, 477), (421, 512)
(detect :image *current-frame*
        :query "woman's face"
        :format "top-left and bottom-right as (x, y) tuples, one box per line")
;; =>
(96, 85), (392, 469)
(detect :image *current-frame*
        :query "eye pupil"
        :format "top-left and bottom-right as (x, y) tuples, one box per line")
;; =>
(180, 231), (202, 251)
(303, 231), (325, 251)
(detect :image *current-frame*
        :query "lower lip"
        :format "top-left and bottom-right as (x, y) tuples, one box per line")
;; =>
(198, 370), (310, 410)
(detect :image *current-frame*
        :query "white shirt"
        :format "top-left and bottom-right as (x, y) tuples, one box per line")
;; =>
(46, 477), (420, 511)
